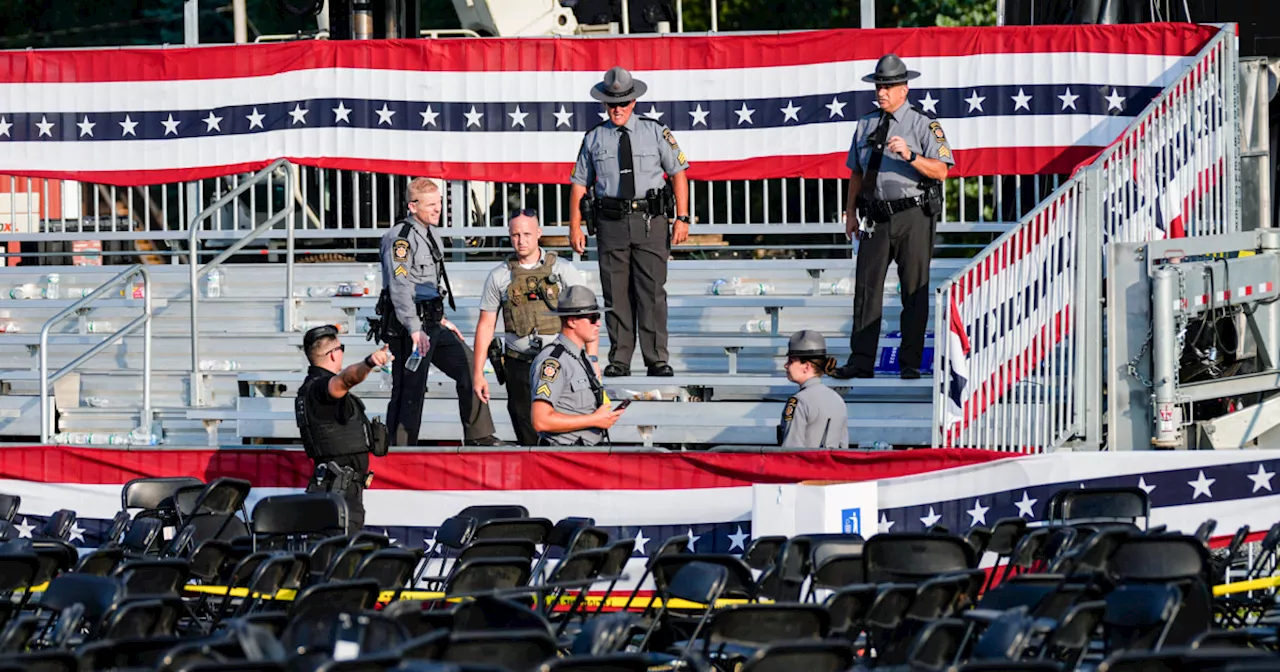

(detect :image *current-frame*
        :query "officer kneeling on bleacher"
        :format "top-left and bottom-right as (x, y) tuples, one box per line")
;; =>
(779, 330), (849, 449)
(530, 286), (628, 447)
(295, 325), (391, 533)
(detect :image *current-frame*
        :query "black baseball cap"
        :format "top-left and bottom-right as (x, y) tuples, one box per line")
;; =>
(303, 324), (341, 352)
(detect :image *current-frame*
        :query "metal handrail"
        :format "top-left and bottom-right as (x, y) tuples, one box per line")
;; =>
(188, 158), (295, 406)
(39, 264), (153, 443)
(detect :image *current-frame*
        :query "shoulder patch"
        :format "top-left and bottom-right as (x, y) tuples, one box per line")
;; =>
(938, 145), (952, 159)
(676, 151), (687, 165)
(536, 383), (552, 397)
(394, 264), (407, 277)
(929, 121), (947, 141)
(661, 127), (679, 148)
(392, 239), (410, 262)
(783, 396), (798, 422)
(540, 359), (561, 383)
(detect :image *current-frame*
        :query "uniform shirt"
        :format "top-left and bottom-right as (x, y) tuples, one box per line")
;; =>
(779, 377), (850, 449)
(570, 114), (690, 199)
(299, 366), (370, 474)
(379, 219), (444, 334)
(479, 250), (589, 357)
(530, 334), (604, 446)
(846, 103), (954, 201)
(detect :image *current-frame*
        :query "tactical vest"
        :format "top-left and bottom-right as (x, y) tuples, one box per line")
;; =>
(501, 252), (563, 338)
(295, 371), (371, 462)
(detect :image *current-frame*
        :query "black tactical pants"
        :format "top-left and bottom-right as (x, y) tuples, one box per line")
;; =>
(849, 206), (935, 374)
(387, 322), (496, 445)
(597, 211), (670, 369)
(503, 355), (536, 446)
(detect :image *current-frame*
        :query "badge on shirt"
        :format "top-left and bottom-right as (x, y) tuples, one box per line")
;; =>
(783, 396), (798, 422)
(393, 239), (410, 262)
(662, 128), (679, 148)
(541, 359), (560, 382)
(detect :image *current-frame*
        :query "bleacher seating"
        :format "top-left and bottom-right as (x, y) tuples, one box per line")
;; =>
(0, 258), (963, 446)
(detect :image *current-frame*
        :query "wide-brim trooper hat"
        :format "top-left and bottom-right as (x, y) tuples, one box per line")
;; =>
(545, 285), (612, 318)
(590, 66), (648, 104)
(788, 329), (837, 374)
(862, 53), (921, 85)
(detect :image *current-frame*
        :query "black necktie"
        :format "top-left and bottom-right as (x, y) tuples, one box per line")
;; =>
(618, 127), (635, 200)
(422, 227), (456, 312)
(861, 111), (892, 199)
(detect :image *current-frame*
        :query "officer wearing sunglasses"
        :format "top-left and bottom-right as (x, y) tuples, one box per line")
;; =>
(568, 66), (691, 378)
(296, 325), (393, 532)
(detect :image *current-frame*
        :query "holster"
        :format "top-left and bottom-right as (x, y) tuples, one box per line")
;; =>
(416, 298), (445, 328)
(312, 461), (357, 495)
(488, 340), (507, 386)
(644, 188), (667, 217)
(369, 289), (406, 344)
(580, 195), (598, 237)
(919, 180), (944, 219)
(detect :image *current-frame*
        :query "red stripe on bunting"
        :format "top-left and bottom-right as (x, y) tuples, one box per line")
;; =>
(6, 146), (1103, 187)
(0, 446), (1010, 490)
(0, 24), (1219, 84)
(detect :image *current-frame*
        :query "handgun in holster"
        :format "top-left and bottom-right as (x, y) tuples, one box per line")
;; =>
(368, 289), (405, 344)
(313, 461), (357, 495)
(918, 179), (944, 219)
(580, 194), (598, 237)
(487, 340), (507, 386)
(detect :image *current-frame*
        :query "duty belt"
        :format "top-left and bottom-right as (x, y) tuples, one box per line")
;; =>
(868, 194), (926, 220)
(598, 197), (649, 211)
(415, 297), (445, 326)
(505, 349), (537, 363)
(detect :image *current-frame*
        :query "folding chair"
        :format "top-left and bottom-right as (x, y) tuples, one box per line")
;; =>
(636, 561), (729, 654)
(618, 534), (689, 612)
(250, 493), (346, 551)
(738, 639), (855, 672)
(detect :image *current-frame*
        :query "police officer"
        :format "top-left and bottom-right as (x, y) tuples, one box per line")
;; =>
(779, 330), (849, 449)
(296, 325), (391, 533)
(569, 66), (691, 378)
(472, 210), (595, 446)
(379, 177), (501, 446)
(529, 286), (628, 446)
(833, 54), (954, 381)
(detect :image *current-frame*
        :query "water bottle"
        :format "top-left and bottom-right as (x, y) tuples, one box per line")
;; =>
(53, 432), (92, 445)
(829, 278), (854, 295)
(859, 440), (893, 451)
(84, 397), (111, 408)
(754, 283), (776, 296)
(0, 323), (17, 333)
(9, 284), (36, 300)
(127, 426), (162, 446)
(43, 274), (60, 300)
(205, 268), (222, 298)
(86, 321), (114, 333)
(405, 348), (424, 373)
(741, 319), (770, 334)
(708, 279), (727, 295)
(308, 286), (338, 298)
(364, 265), (379, 293)
(199, 359), (241, 371)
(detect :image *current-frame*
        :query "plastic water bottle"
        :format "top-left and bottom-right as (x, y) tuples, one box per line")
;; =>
(829, 277), (854, 295)
(9, 284), (37, 299)
(405, 347), (424, 373)
(0, 323), (17, 333)
(199, 360), (241, 371)
(43, 274), (60, 300)
(205, 268), (222, 298)
(127, 426), (162, 446)
(859, 440), (893, 451)
(754, 283), (776, 296)
(364, 265), (379, 293)
(308, 286), (339, 298)
(84, 397), (112, 408)
(53, 432), (93, 445)
(86, 321), (114, 333)
(741, 319), (770, 334)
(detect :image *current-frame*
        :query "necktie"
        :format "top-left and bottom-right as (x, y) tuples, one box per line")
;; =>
(861, 111), (892, 200)
(618, 127), (635, 200)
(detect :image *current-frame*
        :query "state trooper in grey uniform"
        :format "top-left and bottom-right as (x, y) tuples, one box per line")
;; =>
(833, 54), (954, 382)
(779, 330), (849, 449)
(377, 178), (500, 447)
(529, 286), (627, 446)
(569, 66), (691, 378)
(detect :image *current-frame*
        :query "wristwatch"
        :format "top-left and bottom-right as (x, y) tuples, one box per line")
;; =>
(907, 151), (918, 163)
(675, 215), (691, 224)
(588, 355), (599, 363)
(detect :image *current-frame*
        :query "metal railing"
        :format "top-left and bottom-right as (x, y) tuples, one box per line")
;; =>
(39, 265), (153, 442)
(187, 158), (296, 406)
(933, 25), (1239, 452)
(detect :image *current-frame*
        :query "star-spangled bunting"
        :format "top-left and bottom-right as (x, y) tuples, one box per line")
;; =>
(880, 459), (1280, 533)
(0, 86), (1150, 142)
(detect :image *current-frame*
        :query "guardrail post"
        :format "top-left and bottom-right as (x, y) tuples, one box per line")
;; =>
(1074, 170), (1104, 451)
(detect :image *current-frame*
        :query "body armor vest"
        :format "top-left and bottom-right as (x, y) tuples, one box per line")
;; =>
(501, 253), (563, 338)
(295, 371), (371, 462)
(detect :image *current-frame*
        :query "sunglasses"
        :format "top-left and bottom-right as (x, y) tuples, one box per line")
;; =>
(323, 343), (345, 357)
(606, 101), (630, 109)
(509, 208), (539, 221)
(574, 314), (601, 324)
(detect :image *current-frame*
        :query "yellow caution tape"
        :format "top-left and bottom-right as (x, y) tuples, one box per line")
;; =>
(1213, 575), (1280, 597)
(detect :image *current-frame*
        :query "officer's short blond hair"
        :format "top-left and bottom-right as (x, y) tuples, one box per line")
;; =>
(407, 178), (440, 204)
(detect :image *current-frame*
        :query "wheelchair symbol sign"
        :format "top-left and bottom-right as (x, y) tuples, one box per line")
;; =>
(841, 507), (861, 535)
